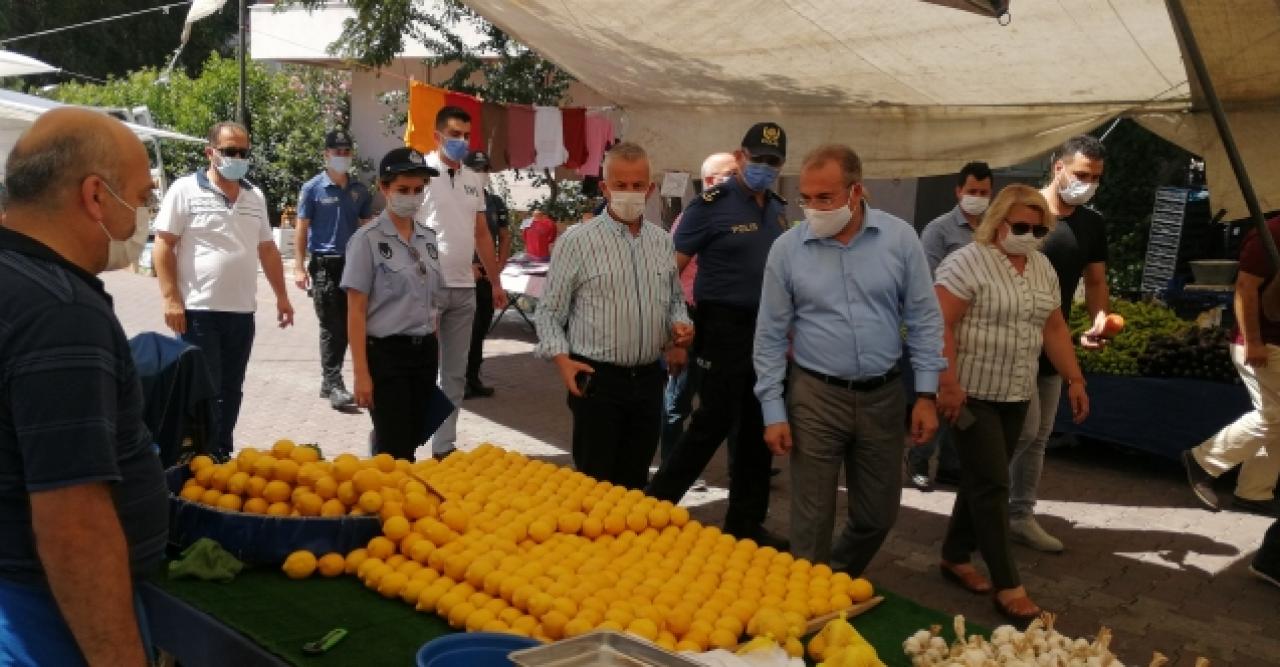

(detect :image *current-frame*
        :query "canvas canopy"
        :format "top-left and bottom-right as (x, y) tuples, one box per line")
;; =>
(0, 51), (58, 78)
(0, 89), (203, 176)
(462, 0), (1280, 219)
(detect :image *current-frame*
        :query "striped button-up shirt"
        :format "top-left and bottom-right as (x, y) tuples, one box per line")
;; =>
(935, 242), (1060, 402)
(535, 212), (691, 366)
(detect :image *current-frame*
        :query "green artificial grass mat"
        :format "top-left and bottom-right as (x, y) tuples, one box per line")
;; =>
(152, 569), (986, 667)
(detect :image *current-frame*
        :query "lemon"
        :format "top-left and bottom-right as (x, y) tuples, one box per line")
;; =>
(382, 515), (411, 541)
(282, 550), (317, 579)
(316, 552), (345, 577)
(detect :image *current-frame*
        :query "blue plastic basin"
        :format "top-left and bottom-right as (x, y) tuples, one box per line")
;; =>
(415, 632), (540, 667)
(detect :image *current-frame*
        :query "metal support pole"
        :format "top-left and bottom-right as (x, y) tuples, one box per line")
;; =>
(237, 0), (247, 126)
(1165, 0), (1280, 317)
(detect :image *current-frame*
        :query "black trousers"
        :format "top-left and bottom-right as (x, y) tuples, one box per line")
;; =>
(567, 357), (664, 490)
(367, 334), (439, 462)
(942, 398), (1029, 590)
(309, 255), (348, 390)
(647, 302), (772, 536)
(467, 275), (494, 382)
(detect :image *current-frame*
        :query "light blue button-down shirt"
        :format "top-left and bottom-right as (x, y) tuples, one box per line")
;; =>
(753, 205), (946, 425)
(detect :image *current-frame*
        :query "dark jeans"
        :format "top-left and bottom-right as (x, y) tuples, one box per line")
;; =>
(660, 355), (705, 464)
(942, 398), (1029, 590)
(647, 302), (771, 537)
(467, 275), (494, 382)
(367, 334), (440, 462)
(567, 358), (664, 490)
(181, 310), (255, 458)
(309, 255), (348, 391)
(1256, 519), (1280, 574)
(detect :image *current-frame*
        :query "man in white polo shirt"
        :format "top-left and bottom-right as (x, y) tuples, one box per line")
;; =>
(417, 106), (506, 458)
(153, 121), (294, 458)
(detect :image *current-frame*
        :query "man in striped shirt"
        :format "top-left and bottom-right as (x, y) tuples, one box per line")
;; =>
(535, 142), (693, 489)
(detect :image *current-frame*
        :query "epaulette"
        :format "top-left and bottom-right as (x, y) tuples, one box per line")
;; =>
(700, 184), (726, 203)
(767, 190), (788, 205)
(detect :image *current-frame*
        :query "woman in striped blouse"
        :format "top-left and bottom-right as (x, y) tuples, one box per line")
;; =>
(932, 184), (1089, 624)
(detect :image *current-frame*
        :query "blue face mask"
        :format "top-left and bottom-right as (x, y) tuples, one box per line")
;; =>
(216, 156), (250, 181)
(743, 162), (779, 192)
(442, 137), (470, 163)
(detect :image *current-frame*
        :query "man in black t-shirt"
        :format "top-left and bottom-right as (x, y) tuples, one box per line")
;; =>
(1010, 135), (1110, 553)
(0, 109), (167, 666)
(463, 151), (511, 399)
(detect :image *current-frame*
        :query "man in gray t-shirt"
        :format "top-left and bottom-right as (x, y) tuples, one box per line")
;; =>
(909, 161), (993, 491)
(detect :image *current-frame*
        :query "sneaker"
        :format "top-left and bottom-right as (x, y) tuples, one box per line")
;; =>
(909, 473), (933, 492)
(1182, 449), (1220, 511)
(464, 379), (495, 399)
(1009, 516), (1064, 553)
(1250, 561), (1280, 589)
(319, 385), (332, 399)
(328, 388), (355, 410)
(1232, 495), (1280, 517)
(690, 479), (709, 492)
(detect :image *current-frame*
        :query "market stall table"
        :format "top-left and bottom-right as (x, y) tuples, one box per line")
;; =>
(1053, 372), (1250, 459)
(143, 568), (978, 667)
(492, 261), (548, 334)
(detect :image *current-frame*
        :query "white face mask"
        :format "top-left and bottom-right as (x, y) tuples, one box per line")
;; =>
(1057, 174), (1098, 206)
(326, 155), (352, 173)
(387, 192), (425, 219)
(609, 191), (647, 222)
(803, 205), (852, 238)
(999, 228), (1042, 256)
(99, 182), (150, 271)
(959, 195), (990, 216)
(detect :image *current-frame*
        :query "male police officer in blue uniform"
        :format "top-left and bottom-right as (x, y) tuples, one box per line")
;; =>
(294, 129), (374, 409)
(647, 122), (790, 549)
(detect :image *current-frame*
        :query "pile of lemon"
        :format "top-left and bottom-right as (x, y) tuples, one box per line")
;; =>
(276, 444), (875, 653)
(179, 439), (432, 519)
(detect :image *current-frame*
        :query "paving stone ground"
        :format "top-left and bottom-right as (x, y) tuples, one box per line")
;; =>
(106, 270), (1279, 667)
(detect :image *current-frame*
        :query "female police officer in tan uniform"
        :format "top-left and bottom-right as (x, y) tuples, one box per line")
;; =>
(341, 147), (444, 460)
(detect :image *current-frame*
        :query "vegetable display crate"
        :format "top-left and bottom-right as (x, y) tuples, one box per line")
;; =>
(1053, 373), (1250, 460)
(166, 467), (382, 565)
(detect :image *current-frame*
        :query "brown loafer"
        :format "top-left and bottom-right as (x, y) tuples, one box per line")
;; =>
(993, 593), (1042, 626)
(939, 562), (992, 594)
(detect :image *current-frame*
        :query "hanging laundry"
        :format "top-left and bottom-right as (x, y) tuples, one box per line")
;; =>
(404, 81), (446, 154)
(533, 105), (567, 170)
(480, 101), (509, 172)
(444, 91), (484, 152)
(578, 110), (617, 178)
(505, 104), (536, 170)
(560, 107), (589, 170)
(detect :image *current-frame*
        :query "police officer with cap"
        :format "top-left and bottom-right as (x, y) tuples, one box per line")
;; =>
(462, 150), (511, 399)
(295, 129), (374, 409)
(341, 147), (444, 461)
(647, 122), (790, 549)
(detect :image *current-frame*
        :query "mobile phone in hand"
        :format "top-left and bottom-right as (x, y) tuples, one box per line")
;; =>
(956, 406), (976, 430)
(575, 372), (593, 397)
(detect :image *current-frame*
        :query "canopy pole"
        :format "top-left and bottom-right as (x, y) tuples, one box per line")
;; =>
(1165, 0), (1280, 318)
(237, 0), (247, 127)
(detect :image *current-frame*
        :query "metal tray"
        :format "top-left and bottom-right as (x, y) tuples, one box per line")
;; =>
(509, 630), (703, 667)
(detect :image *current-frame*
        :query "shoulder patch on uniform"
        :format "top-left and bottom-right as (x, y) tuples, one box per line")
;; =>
(378, 242), (392, 259)
(426, 243), (438, 260)
(767, 191), (788, 205)
(701, 185), (726, 203)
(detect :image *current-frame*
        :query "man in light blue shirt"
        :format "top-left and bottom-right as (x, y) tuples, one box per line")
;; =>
(754, 144), (945, 574)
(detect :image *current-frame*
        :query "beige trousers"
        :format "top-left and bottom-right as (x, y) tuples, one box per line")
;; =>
(1193, 344), (1280, 501)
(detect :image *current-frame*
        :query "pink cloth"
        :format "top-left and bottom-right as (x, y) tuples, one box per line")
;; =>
(577, 111), (616, 178)
(670, 213), (697, 305)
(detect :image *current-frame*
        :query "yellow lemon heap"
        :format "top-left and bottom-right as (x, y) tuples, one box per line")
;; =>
(276, 444), (875, 652)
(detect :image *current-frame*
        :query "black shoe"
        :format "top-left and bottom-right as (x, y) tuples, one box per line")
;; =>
(1182, 449), (1220, 511)
(934, 470), (963, 487)
(464, 380), (495, 399)
(739, 527), (789, 551)
(1251, 559), (1280, 589)
(909, 473), (933, 492)
(432, 448), (456, 461)
(328, 388), (355, 410)
(1232, 495), (1279, 517)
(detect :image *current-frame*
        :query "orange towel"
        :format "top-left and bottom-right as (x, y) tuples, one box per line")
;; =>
(404, 81), (446, 153)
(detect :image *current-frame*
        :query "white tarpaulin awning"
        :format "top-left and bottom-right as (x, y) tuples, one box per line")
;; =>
(0, 89), (203, 176)
(462, 0), (1280, 219)
(0, 50), (58, 78)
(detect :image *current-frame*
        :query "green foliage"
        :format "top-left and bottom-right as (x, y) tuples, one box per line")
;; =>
(0, 0), (238, 82)
(46, 54), (347, 216)
(1067, 298), (1236, 381)
(1084, 119), (1197, 295)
